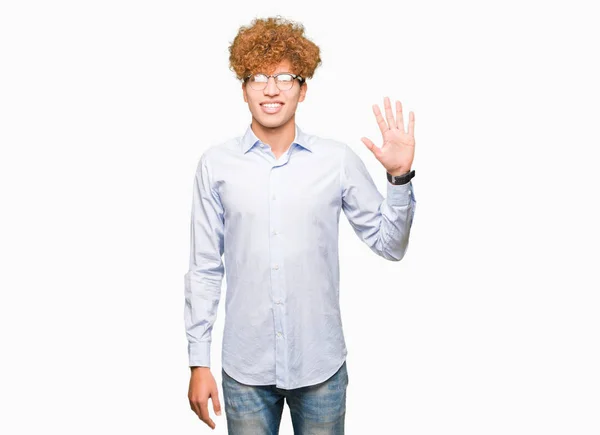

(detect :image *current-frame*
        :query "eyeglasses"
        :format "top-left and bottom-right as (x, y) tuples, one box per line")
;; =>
(244, 72), (305, 91)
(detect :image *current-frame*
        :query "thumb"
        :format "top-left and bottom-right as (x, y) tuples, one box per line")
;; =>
(361, 137), (380, 158)
(212, 388), (222, 416)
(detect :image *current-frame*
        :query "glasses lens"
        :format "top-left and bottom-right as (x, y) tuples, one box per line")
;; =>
(249, 74), (268, 90)
(275, 74), (294, 90)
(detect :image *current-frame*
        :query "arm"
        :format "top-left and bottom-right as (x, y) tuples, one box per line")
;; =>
(342, 96), (417, 260)
(183, 154), (225, 368)
(341, 144), (416, 261)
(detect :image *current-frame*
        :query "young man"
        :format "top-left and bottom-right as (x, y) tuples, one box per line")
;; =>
(184, 16), (416, 434)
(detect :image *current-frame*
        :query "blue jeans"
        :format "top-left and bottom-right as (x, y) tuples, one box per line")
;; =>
(222, 361), (349, 435)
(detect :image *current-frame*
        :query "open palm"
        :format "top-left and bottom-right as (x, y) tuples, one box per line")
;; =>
(361, 96), (415, 175)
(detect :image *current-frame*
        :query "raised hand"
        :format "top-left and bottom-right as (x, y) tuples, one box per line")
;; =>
(361, 96), (415, 176)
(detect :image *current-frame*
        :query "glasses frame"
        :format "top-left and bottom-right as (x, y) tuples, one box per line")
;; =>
(244, 72), (306, 91)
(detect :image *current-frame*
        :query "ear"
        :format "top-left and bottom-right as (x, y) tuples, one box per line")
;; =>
(298, 82), (307, 102)
(242, 82), (248, 103)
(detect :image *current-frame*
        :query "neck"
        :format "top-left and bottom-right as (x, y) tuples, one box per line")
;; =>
(251, 117), (296, 154)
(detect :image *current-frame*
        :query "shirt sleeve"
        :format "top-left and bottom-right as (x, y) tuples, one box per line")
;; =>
(183, 155), (225, 368)
(341, 144), (416, 261)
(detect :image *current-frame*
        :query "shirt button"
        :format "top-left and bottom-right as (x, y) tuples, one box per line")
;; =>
(275, 300), (282, 305)
(273, 264), (279, 270)
(276, 331), (282, 337)
(272, 230), (278, 236)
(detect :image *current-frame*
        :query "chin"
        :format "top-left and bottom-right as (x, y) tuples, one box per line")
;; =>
(254, 115), (291, 129)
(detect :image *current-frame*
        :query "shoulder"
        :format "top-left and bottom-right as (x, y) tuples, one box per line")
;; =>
(301, 129), (348, 159)
(196, 137), (241, 171)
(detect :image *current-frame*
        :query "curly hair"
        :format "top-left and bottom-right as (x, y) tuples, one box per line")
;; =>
(228, 16), (322, 82)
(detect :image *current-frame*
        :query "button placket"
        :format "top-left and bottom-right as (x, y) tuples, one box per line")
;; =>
(269, 163), (287, 386)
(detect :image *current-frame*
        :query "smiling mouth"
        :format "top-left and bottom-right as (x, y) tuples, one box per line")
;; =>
(260, 102), (284, 114)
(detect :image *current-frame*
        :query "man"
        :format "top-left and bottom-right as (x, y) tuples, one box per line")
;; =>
(184, 16), (416, 434)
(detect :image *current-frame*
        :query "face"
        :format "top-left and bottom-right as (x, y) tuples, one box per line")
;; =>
(242, 59), (307, 130)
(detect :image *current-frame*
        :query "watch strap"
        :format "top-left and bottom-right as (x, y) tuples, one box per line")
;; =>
(387, 169), (415, 185)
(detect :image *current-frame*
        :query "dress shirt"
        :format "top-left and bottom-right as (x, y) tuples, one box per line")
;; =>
(184, 123), (416, 389)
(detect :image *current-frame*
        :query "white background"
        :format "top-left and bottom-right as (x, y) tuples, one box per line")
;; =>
(1, 0), (599, 434)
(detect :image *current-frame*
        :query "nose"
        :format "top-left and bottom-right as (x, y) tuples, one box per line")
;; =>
(263, 76), (280, 95)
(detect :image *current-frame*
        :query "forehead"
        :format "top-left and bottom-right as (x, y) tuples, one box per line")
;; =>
(263, 59), (293, 75)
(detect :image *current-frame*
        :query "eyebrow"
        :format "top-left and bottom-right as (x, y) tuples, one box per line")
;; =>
(255, 72), (293, 75)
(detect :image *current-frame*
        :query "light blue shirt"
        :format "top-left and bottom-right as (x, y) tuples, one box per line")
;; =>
(184, 123), (416, 389)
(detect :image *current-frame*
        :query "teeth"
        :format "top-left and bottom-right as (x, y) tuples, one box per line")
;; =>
(263, 103), (281, 108)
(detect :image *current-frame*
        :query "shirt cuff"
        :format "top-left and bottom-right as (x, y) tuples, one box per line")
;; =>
(386, 180), (414, 206)
(188, 341), (211, 368)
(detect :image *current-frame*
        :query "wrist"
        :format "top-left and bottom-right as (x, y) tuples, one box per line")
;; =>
(387, 168), (415, 185)
(389, 169), (410, 177)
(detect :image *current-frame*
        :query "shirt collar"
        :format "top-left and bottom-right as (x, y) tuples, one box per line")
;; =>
(240, 123), (313, 154)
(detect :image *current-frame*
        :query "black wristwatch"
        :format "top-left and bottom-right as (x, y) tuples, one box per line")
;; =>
(387, 169), (415, 185)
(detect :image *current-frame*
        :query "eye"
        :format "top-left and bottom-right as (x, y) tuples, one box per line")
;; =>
(276, 74), (294, 82)
(251, 74), (268, 83)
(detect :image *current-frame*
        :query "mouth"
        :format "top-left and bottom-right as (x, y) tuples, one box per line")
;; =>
(260, 101), (284, 114)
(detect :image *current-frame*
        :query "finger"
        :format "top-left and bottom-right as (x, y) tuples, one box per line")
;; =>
(199, 401), (216, 429)
(189, 398), (201, 418)
(396, 100), (405, 132)
(408, 111), (415, 137)
(361, 137), (375, 152)
(361, 137), (382, 159)
(193, 399), (206, 419)
(383, 96), (396, 129)
(372, 104), (388, 135)
(212, 389), (222, 417)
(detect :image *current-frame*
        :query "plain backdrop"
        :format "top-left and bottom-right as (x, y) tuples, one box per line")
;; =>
(1, 0), (599, 434)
